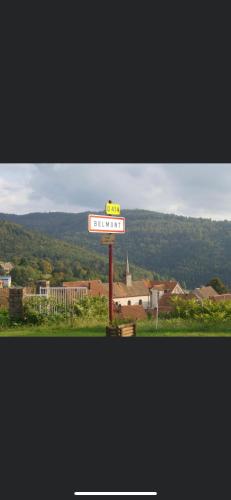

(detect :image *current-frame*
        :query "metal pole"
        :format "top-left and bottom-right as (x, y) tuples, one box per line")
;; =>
(107, 199), (114, 325)
(109, 243), (113, 324)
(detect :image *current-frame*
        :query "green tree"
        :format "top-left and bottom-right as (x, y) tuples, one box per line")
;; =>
(11, 265), (41, 286)
(206, 277), (229, 294)
(39, 259), (53, 274)
(50, 272), (66, 286)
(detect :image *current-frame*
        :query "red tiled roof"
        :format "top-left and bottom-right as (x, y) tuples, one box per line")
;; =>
(158, 292), (175, 307)
(115, 305), (147, 321)
(63, 279), (150, 298)
(192, 286), (217, 299)
(155, 292), (197, 314)
(211, 294), (231, 302)
(102, 280), (149, 298)
(159, 292), (196, 306)
(143, 279), (154, 288)
(62, 280), (106, 297)
(150, 280), (180, 292)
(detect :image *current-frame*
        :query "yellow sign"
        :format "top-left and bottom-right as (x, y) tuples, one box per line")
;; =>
(105, 202), (121, 215)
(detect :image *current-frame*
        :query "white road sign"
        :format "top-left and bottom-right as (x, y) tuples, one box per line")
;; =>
(88, 214), (125, 233)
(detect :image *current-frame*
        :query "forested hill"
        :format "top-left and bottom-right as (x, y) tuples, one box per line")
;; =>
(0, 220), (153, 286)
(1, 210), (231, 288)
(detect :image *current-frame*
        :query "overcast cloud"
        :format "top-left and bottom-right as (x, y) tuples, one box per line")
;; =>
(0, 164), (231, 220)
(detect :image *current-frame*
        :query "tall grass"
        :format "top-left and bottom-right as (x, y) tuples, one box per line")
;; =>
(1, 316), (231, 336)
(137, 317), (231, 336)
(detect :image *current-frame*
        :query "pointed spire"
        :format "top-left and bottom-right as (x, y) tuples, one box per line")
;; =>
(126, 252), (130, 275)
(125, 252), (132, 287)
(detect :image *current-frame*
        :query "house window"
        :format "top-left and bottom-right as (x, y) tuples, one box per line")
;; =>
(128, 300), (131, 305)
(139, 299), (142, 305)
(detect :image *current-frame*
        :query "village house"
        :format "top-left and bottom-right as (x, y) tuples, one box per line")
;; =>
(0, 275), (12, 288)
(150, 292), (196, 316)
(101, 256), (151, 308)
(62, 279), (105, 296)
(192, 286), (217, 301)
(62, 255), (185, 312)
(148, 279), (185, 308)
(211, 294), (231, 303)
(102, 257), (185, 309)
(114, 304), (147, 321)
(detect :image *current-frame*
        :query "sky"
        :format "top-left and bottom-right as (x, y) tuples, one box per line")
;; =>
(0, 163), (230, 220)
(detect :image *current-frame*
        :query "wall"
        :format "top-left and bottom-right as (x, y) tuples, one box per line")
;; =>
(9, 288), (25, 320)
(173, 284), (185, 294)
(0, 288), (10, 309)
(150, 289), (164, 308)
(114, 295), (150, 309)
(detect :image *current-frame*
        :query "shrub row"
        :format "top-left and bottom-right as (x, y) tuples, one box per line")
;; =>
(22, 295), (108, 325)
(169, 296), (231, 323)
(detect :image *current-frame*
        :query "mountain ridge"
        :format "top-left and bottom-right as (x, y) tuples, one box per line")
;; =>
(0, 219), (154, 286)
(1, 210), (231, 288)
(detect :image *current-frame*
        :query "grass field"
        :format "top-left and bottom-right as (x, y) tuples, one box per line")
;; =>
(1, 318), (231, 336)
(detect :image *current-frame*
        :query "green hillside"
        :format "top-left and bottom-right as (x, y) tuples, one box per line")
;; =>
(0, 220), (153, 286)
(1, 210), (231, 288)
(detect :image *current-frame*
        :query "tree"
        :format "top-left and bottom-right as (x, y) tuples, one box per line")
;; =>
(11, 265), (41, 286)
(0, 265), (6, 275)
(39, 259), (53, 274)
(206, 277), (229, 295)
(50, 272), (65, 286)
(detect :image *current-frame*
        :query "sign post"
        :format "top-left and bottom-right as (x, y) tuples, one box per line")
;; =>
(88, 201), (125, 327)
(106, 201), (116, 324)
(108, 231), (113, 324)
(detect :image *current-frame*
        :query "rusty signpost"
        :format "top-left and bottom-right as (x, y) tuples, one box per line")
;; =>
(107, 200), (114, 324)
(100, 234), (116, 245)
(88, 201), (125, 325)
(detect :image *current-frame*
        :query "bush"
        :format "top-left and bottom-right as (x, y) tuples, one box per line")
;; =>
(0, 308), (10, 328)
(22, 295), (108, 324)
(23, 296), (51, 324)
(73, 296), (108, 320)
(170, 296), (231, 323)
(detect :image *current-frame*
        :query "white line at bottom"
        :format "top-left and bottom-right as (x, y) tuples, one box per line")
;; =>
(74, 493), (157, 496)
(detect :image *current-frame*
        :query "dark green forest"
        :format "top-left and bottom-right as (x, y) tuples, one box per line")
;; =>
(1, 210), (231, 289)
(0, 220), (153, 286)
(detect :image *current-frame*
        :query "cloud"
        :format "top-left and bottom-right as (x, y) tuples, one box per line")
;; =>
(29, 164), (173, 212)
(0, 163), (231, 219)
(161, 164), (231, 219)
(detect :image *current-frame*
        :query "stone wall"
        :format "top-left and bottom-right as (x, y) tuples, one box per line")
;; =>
(0, 288), (10, 309)
(8, 281), (50, 320)
(9, 288), (25, 320)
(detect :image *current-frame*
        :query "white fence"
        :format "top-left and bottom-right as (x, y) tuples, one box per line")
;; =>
(39, 286), (88, 300)
(24, 286), (88, 315)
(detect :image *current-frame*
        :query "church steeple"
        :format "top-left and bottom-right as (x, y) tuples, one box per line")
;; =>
(125, 252), (132, 287)
(126, 252), (130, 275)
